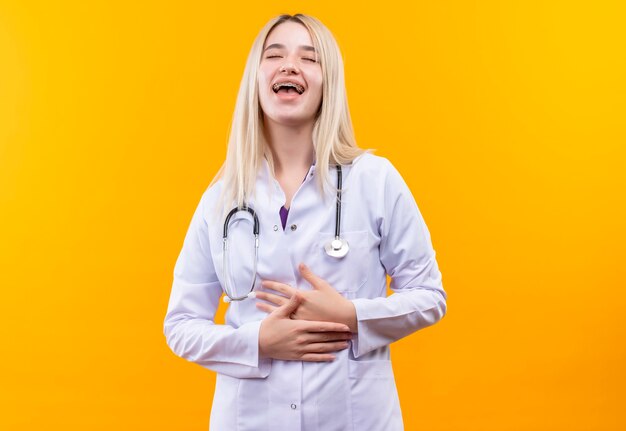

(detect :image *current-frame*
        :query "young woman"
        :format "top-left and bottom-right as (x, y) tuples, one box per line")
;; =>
(164, 13), (447, 431)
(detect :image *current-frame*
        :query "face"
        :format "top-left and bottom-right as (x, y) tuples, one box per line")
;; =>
(258, 21), (323, 128)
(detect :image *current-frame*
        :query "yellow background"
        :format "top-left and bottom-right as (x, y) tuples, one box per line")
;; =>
(1, 0), (625, 429)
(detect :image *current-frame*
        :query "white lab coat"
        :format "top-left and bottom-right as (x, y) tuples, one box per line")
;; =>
(164, 152), (447, 431)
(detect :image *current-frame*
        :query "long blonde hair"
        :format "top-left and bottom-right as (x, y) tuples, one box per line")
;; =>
(213, 14), (364, 210)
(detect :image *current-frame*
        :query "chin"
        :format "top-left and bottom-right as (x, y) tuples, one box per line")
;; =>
(267, 113), (316, 127)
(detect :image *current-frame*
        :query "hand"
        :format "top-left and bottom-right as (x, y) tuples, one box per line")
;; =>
(256, 263), (358, 333)
(258, 290), (352, 362)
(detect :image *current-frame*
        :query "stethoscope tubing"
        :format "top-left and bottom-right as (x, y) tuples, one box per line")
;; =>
(222, 165), (347, 302)
(334, 165), (342, 240)
(222, 206), (259, 302)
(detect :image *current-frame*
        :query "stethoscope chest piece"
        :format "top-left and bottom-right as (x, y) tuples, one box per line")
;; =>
(325, 237), (349, 258)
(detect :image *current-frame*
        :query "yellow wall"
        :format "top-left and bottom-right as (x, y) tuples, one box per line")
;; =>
(1, 1), (624, 429)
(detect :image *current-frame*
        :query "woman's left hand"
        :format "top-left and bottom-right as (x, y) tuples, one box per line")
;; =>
(256, 263), (358, 333)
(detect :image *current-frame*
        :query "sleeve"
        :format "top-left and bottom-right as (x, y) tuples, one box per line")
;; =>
(163, 191), (272, 378)
(350, 160), (447, 358)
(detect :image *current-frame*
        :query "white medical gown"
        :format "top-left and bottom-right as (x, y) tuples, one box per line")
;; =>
(164, 152), (447, 431)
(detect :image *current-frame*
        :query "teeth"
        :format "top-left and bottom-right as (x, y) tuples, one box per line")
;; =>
(272, 82), (305, 94)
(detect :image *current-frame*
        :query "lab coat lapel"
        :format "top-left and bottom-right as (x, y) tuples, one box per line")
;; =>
(255, 158), (299, 285)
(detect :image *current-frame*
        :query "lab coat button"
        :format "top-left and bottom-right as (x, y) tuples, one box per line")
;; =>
(290, 224), (297, 231)
(273, 225), (278, 231)
(291, 403), (297, 410)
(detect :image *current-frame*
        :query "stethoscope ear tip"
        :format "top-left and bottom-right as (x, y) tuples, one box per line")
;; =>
(223, 296), (232, 303)
(247, 292), (257, 299)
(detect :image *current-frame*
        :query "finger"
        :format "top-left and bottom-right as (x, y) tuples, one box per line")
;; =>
(274, 291), (301, 318)
(307, 331), (353, 342)
(261, 280), (296, 296)
(299, 353), (336, 362)
(255, 302), (277, 314)
(301, 320), (350, 333)
(298, 263), (329, 291)
(255, 291), (289, 307)
(303, 341), (350, 354)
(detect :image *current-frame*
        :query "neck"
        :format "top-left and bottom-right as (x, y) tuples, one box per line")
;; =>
(264, 118), (315, 176)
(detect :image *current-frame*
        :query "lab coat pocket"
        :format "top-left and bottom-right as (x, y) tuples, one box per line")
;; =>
(309, 230), (370, 293)
(237, 377), (270, 431)
(348, 360), (402, 431)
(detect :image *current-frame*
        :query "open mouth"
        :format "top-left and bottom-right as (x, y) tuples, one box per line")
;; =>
(272, 81), (305, 95)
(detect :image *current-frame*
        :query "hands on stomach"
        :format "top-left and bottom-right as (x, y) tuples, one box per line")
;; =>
(257, 263), (358, 362)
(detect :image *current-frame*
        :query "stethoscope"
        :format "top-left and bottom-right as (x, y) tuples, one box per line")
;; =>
(222, 165), (348, 303)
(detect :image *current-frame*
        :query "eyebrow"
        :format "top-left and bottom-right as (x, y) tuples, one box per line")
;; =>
(263, 43), (317, 52)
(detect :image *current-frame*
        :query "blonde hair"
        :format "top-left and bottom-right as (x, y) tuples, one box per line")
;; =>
(213, 14), (365, 211)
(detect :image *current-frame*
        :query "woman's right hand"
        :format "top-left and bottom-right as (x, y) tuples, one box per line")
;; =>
(259, 292), (352, 361)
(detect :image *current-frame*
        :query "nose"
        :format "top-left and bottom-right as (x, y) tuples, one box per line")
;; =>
(280, 62), (299, 74)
